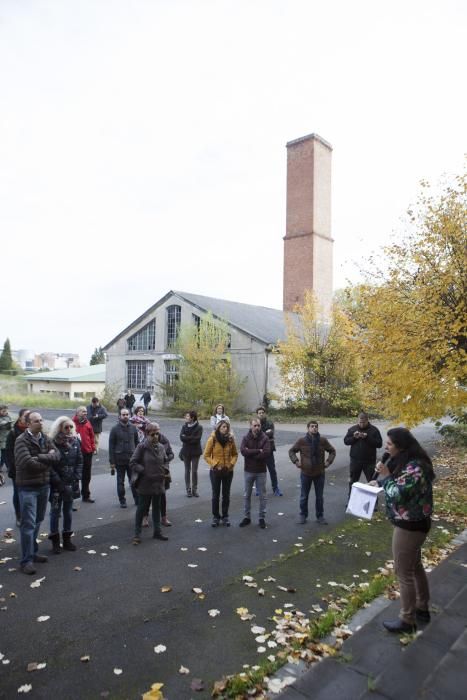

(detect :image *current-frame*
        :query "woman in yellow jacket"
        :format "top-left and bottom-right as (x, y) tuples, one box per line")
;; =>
(203, 420), (238, 527)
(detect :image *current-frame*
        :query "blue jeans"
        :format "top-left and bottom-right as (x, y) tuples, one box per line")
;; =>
(300, 472), (325, 519)
(18, 485), (49, 566)
(210, 469), (233, 518)
(49, 495), (73, 534)
(266, 452), (278, 491)
(244, 472), (267, 519)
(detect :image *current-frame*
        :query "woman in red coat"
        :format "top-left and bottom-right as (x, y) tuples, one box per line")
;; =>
(73, 406), (96, 503)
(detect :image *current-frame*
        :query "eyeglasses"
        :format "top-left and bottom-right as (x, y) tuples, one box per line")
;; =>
(64, 425), (73, 430)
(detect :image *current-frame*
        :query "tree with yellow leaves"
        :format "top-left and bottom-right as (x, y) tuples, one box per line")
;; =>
(349, 171), (466, 426)
(276, 290), (363, 416)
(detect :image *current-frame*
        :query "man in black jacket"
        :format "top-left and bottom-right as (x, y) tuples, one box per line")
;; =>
(344, 412), (382, 499)
(109, 409), (139, 508)
(86, 397), (108, 453)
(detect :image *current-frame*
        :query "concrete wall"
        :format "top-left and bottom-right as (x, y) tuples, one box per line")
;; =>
(27, 380), (105, 399)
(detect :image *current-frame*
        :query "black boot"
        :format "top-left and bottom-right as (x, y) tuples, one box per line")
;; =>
(62, 531), (77, 551)
(49, 532), (61, 555)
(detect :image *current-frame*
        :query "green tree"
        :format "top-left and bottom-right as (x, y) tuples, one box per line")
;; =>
(158, 313), (245, 417)
(349, 171), (467, 425)
(0, 338), (13, 372)
(90, 347), (105, 365)
(276, 291), (363, 416)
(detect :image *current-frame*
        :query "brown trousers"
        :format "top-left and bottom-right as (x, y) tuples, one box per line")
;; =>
(392, 526), (430, 624)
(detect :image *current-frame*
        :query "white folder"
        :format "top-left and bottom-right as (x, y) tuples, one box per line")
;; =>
(346, 482), (383, 520)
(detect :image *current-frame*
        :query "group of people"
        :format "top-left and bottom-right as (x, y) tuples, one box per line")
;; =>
(0, 402), (435, 634)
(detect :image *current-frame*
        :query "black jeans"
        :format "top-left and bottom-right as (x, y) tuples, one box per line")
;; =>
(81, 452), (93, 499)
(210, 469), (233, 518)
(348, 460), (376, 498)
(300, 472), (325, 519)
(116, 463), (137, 504)
(184, 456), (200, 492)
(135, 494), (161, 535)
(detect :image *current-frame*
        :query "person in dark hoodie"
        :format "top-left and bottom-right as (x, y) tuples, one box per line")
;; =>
(289, 420), (336, 525)
(4, 408), (30, 525)
(239, 417), (270, 529)
(344, 412), (382, 500)
(180, 410), (203, 497)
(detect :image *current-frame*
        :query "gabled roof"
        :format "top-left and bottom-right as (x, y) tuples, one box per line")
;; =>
(103, 290), (295, 349)
(26, 365), (106, 383)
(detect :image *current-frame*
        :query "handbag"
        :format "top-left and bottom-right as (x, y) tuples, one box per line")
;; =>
(130, 470), (141, 488)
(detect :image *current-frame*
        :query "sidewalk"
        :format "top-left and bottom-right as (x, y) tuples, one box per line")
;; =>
(278, 530), (467, 700)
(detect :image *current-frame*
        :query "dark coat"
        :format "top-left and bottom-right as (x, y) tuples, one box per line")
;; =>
(240, 430), (270, 473)
(109, 421), (139, 466)
(14, 430), (60, 488)
(289, 435), (336, 477)
(50, 437), (83, 503)
(180, 422), (203, 458)
(259, 417), (276, 451)
(130, 439), (168, 496)
(124, 393), (136, 410)
(5, 420), (28, 479)
(344, 423), (382, 463)
(158, 433), (174, 462)
(86, 403), (108, 434)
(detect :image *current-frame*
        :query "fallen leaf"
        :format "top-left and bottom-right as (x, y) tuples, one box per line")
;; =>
(192, 587), (203, 595)
(100, 553), (108, 557)
(87, 550), (96, 555)
(194, 519), (203, 523)
(9, 592), (17, 598)
(258, 588), (265, 596)
(30, 577), (46, 589)
(80, 655), (91, 663)
(84, 535), (93, 539)
(17, 685), (32, 694)
(109, 545), (119, 550)
(161, 586), (172, 593)
(242, 575), (254, 582)
(179, 665), (190, 674)
(187, 564), (198, 568)
(36, 616), (50, 623)
(113, 668), (123, 675)
(197, 547), (207, 552)
(257, 646), (266, 653)
(208, 609), (220, 617)
(251, 625), (265, 634)
(277, 512), (284, 516)
(73, 567), (82, 572)
(142, 683), (164, 700)
(154, 645), (166, 654)
(180, 547), (188, 551)
(264, 576), (276, 582)
(190, 678), (204, 691)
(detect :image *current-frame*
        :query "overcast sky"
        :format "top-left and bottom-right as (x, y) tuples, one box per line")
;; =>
(1, 0), (465, 365)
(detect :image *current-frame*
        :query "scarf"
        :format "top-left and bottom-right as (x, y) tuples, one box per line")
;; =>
(55, 432), (75, 448)
(305, 432), (320, 467)
(215, 429), (230, 447)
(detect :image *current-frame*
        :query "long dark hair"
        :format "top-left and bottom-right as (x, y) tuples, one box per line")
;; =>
(214, 419), (230, 445)
(387, 428), (435, 481)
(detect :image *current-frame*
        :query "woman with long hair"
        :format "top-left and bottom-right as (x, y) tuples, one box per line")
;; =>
(204, 420), (238, 527)
(180, 410), (203, 497)
(374, 427), (435, 633)
(48, 416), (83, 553)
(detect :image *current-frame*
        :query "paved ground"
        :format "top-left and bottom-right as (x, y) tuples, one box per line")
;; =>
(0, 416), (441, 699)
(277, 532), (467, 700)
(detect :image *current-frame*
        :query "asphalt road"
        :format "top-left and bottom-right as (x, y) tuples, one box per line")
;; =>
(0, 415), (439, 699)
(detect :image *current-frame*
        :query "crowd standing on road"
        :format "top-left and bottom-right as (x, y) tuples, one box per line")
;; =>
(0, 402), (436, 632)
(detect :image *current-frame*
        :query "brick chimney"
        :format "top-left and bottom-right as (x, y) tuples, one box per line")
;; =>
(283, 133), (333, 314)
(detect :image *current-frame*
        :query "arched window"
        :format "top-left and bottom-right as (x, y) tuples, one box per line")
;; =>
(166, 305), (181, 347)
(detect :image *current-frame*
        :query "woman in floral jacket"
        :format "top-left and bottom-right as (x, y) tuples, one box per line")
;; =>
(374, 427), (435, 633)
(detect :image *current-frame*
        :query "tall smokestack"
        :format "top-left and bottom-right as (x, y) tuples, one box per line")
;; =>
(283, 133), (333, 315)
